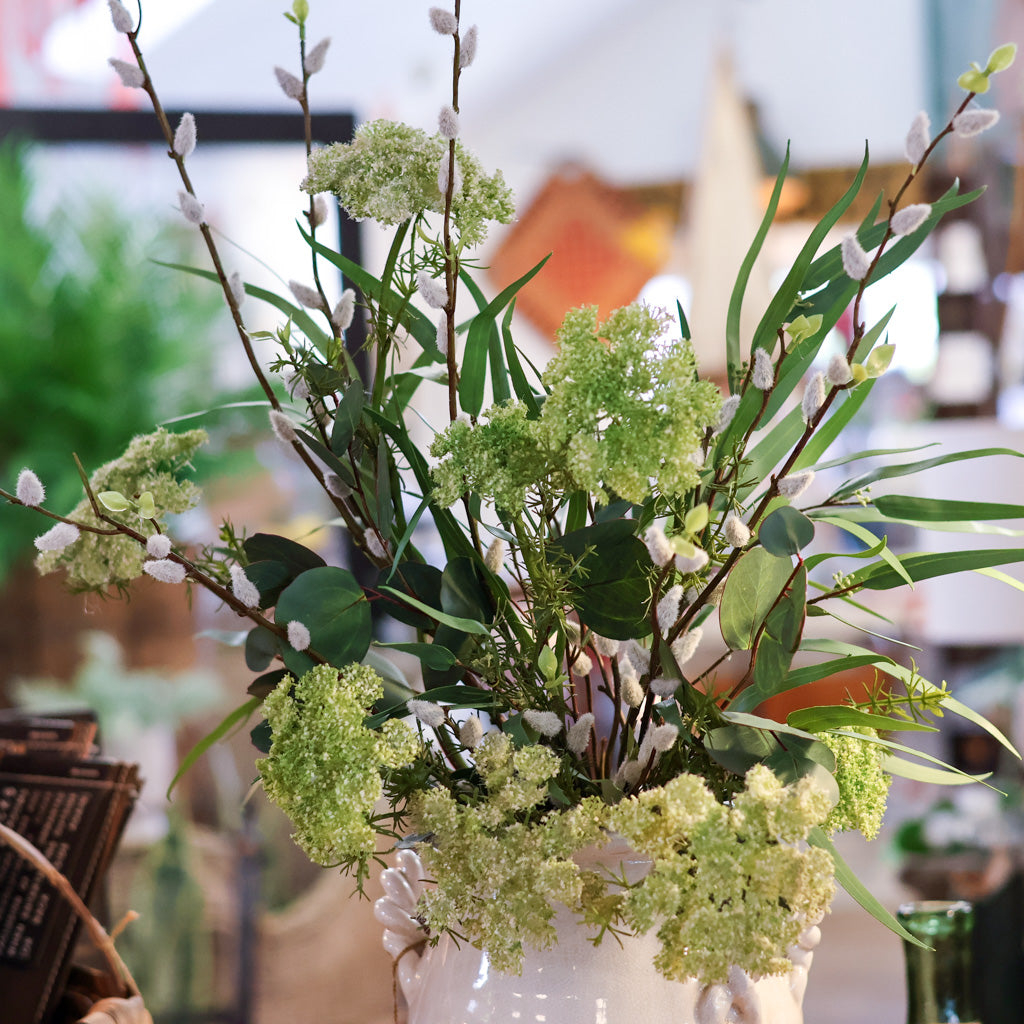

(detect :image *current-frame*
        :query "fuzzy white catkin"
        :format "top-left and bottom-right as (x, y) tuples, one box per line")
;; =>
(304, 37), (330, 75)
(905, 110), (931, 165)
(890, 203), (932, 237)
(146, 534), (172, 559)
(365, 532), (387, 559)
(16, 469), (45, 507)
(523, 710), (563, 737)
(621, 673), (645, 709)
(592, 634), (620, 658)
(437, 152), (461, 195)
(841, 232), (870, 281)
(325, 473), (352, 499)
(752, 347), (774, 390)
(826, 353), (853, 386)
(143, 559), (187, 584)
(460, 24), (478, 67)
(287, 620), (311, 651)
(273, 66), (304, 100)
(459, 715), (484, 749)
(657, 585), (683, 633)
(34, 522), (79, 552)
(621, 639), (651, 674)
(289, 280), (323, 310)
(777, 470), (815, 499)
(484, 538), (505, 573)
(269, 409), (298, 444)
(230, 563), (261, 609)
(173, 113), (197, 158)
(567, 713), (595, 756)
(438, 105), (459, 140)
(228, 272), (246, 308)
(650, 723), (679, 752)
(724, 512), (750, 548)
(952, 109), (1000, 137)
(570, 650), (593, 677)
(674, 548), (709, 574)
(435, 311), (449, 355)
(416, 270), (448, 310)
(615, 759), (642, 789)
(109, 58), (144, 88)
(644, 525), (674, 567)
(332, 289), (356, 332)
(671, 628), (702, 666)
(715, 393), (740, 433)
(178, 191), (205, 225)
(309, 194), (330, 228)
(409, 699), (446, 729)
(428, 7), (458, 34)
(107, 0), (134, 33)
(802, 371), (826, 424)
(648, 677), (677, 698)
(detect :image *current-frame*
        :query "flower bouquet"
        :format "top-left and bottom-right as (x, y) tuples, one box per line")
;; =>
(4, 0), (1023, 995)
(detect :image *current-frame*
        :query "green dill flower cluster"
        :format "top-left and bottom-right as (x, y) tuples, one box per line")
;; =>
(35, 427), (207, 592)
(414, 747), (834, 984)
(430, 303), (722, 509)
(302, 119), (514, 247)
(259, 663), (420, 872)
(821, 729), (891, 840)
(413, 733), (607, 973)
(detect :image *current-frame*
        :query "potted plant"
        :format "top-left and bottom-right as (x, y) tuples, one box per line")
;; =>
(3, 2), (1022, 1021)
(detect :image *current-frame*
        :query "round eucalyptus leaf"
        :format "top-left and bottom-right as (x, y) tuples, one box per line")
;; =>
(759, 506), (815, 556)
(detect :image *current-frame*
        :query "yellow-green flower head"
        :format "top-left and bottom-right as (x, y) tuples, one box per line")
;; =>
(821, 728), (891, 840)
(35, 428), (207, 593)
(302, 119), (514, 247)
(258, 663), (420, 869)
(430, 303), (722, 510)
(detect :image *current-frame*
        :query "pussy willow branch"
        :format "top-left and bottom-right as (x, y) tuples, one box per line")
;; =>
(443, 0), (462, 423)
(125, 26), (396, 569)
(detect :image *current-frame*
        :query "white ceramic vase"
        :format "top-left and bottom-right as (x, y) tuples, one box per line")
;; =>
(374, 844), (820, 1024)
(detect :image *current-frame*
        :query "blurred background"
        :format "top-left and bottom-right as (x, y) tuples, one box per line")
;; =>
(3, 0), (1024, 1021)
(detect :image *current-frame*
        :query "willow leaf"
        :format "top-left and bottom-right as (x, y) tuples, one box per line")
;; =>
(168, 696), (261, 797)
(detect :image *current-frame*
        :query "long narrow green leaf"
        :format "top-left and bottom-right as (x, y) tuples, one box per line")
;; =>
(386, 494), (430, 581)
(501, 300), (543, 416)
(810, 505), (1024, 538)
(881, 754), (989, 785)
(831, 447), (1024, 502)
(726, 145), (791, 387)
(789, 705), (935, 733)
(808, 827), (930, 949)
(168, 696), (261, 797)
(377, 585), (489, 633)
(459, 255), (551, 416)
(813, 514), (913, 587)
(851, 548), (1024, 591)
(975, 566), (1024, 593)
(875, 494), (1024, 522)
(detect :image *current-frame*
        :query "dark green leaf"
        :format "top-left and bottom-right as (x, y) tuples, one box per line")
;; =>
(377, 585), (489, 633)
(705, 721), (780, 774)
(719, 547), (794, 650)
(245, 626), (280, 671)
(551, 519), (650, 639)
(275, 566), (372, 666)
(751, 566), (806, 691)
(331, 380), (365, 453)
(759, 506), (816, 556)
(380, 562), (444, 630)
(373, 641), (457, 670)
(247, 669), (289, 700)
(244, 533), (327, 576)
(501, 300), (543, 417)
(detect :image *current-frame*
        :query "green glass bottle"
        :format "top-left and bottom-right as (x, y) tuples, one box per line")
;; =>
(898, 900), (978, 1024)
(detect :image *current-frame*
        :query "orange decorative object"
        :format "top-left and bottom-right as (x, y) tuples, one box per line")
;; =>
(487, 167), (667, 339)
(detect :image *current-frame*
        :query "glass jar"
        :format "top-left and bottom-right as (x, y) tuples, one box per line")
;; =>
(898, 900), (978, 1024)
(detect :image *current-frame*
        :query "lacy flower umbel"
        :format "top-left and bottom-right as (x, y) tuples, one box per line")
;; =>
(2, 0), (1021, 986)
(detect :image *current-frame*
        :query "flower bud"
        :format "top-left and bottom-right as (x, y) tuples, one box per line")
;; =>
(289, 279), (323, 309)
(287, 620), (311, 651)
(146, 534), (172, 559)
(230, 563), (261, 609)
(416, 269), (448, 310)
(107, 0), (134, 33)
(890, 203), (932, 237)
(173, 113), (197, 158)
(429, 8), (458, 34)
(409, 699), (446, 728)
(438, 104), (459, 140)
(952, 108), (1000, 137)
(16, 469), (45, 507)
(460, 25), (479, 67)
(273, 66), (304, 101)
(178, 191), (205, 225)
(332, 289), (356, 332)
(34, 522), (80, 552)
(143, 559), (187, 584)
(644, 524), (674, 567)
(567, 713), (595, 756)
(752, 347), (774, 390)
(841, 232), (870, 281)
(109, 58), (145, 88)
(826, 353), (853, 387)
(801, 371), (826, 424)
(724, 512), (750, 548)
(523, 709), (563, 737)
(269, 409), (298, 444)
(904, 110), (930, 166)
(777, 470), (815, 499)
(459, 715), (485, 749)
(304, 37), (331, 75)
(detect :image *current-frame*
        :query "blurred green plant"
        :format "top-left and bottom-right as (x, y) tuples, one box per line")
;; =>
(0, 142), (241, 581)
